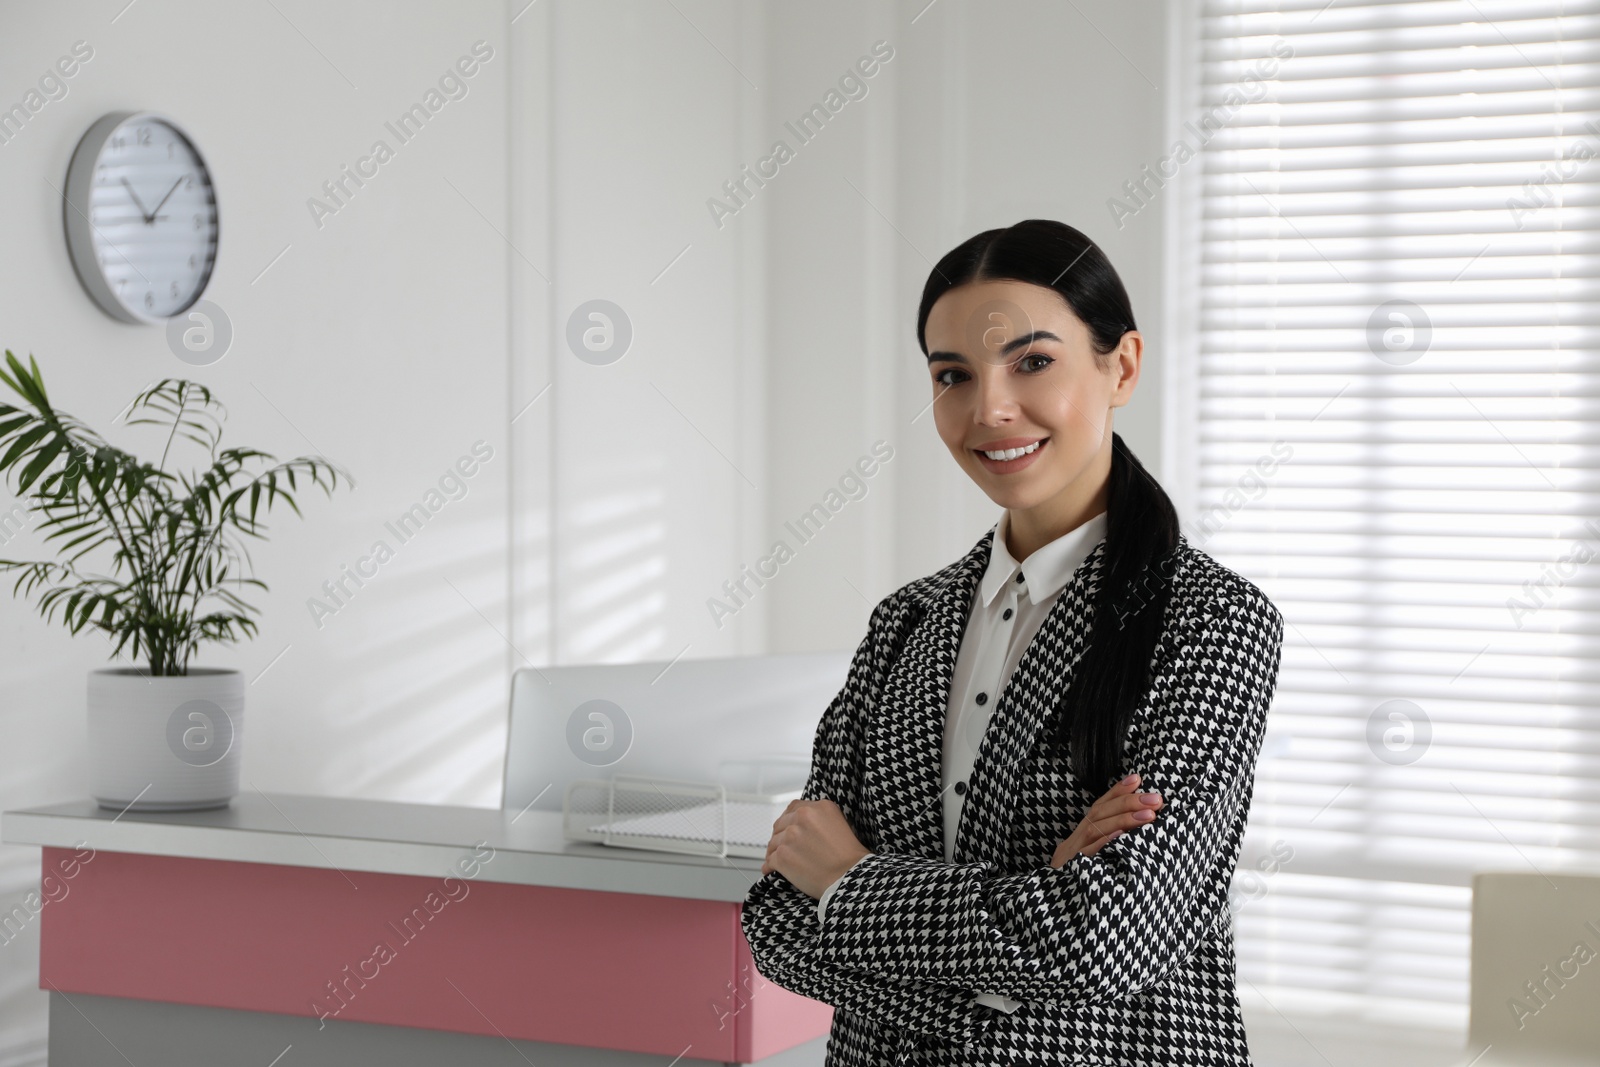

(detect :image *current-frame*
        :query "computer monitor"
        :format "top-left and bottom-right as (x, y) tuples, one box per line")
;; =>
(501, 650), (853, 815)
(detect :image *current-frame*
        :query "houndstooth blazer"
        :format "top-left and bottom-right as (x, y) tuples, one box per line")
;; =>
(741, 522), (1286, 1067)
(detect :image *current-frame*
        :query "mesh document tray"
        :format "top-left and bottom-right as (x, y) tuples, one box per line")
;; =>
(563, 774), (800, 858)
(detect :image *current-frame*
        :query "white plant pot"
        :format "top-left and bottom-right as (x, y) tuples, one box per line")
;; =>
(87, 667), (244, 811)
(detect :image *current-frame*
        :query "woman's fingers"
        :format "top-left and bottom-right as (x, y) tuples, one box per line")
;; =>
(1095, 774), (1157, 811)
(1078, 787), (1165, 847)
(764, 805), (799, 867)
(1086, 775), (1161, 826)
(1093, 788), (1164, 821)
(1052, 775), (1165, 867)
(1082, 793), (1162, 837)
(1106, 772), (1143, 798)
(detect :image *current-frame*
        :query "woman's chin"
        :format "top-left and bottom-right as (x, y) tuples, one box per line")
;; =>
(976, 481), (1052, 510)
(976, 465), (1094, 515)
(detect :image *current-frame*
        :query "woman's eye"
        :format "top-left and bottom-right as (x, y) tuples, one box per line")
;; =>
(933, 367), (967, 387)
(1019, 354), (1053, 373)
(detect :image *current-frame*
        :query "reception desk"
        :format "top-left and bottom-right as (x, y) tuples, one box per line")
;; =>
(2, 792), (832, 1066)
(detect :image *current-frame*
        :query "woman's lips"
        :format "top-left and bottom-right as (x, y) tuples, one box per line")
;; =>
(973, 436), (1048, 474)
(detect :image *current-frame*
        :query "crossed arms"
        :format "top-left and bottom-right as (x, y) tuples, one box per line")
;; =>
(740, 593), (1285, 1041)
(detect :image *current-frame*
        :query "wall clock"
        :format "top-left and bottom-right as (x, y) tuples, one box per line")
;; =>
(63, 110), (219, 325)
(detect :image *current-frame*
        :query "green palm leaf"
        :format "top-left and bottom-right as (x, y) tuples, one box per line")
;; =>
(0, 349), (351, 675)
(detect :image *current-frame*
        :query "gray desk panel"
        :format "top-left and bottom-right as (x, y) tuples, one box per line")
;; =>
(1, 792), (769, 903)
(48, 992), (830, 1067)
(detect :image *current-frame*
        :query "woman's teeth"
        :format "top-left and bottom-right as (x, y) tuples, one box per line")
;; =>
(980, 440), (1042, 461)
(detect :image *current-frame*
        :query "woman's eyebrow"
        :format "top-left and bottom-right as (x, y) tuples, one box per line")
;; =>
(926, 329), (1064, 363)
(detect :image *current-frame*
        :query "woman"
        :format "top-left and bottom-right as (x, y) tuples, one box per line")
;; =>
(740, 219), (1286, 1066)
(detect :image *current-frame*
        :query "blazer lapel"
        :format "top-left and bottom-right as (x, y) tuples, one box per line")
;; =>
(952, 534), (1107, 864)
(866, 526), (993, 860)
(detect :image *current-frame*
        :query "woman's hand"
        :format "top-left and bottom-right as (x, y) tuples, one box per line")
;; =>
(1049, 772), (1164, 868)
(761, 797), (872, 900)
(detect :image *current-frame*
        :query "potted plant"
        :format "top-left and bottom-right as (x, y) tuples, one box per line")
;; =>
(0, 351), (348, 811)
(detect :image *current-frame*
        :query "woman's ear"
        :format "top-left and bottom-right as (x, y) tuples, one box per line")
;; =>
(1109, 331), (1143, 409)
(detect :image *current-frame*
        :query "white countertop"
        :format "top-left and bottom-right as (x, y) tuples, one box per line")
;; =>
(1, 792), (769, 903)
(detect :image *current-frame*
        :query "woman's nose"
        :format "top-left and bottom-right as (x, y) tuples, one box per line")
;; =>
(972, 369), (1019, 421)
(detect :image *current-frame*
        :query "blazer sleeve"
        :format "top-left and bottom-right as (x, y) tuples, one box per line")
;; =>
(806, 593), (1286, 1006)
(740, 595), (1001, 1044)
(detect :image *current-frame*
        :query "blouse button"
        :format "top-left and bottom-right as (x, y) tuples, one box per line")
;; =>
(1015, 572), (1025, 584)
(953, 781), (967, 795)
(1002, 607), (1013, 621)
(975, 692), (988, 705)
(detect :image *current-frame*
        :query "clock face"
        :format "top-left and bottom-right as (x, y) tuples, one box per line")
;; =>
(64, 112), (219, 324)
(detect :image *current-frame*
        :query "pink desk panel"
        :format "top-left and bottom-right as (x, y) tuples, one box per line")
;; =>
(39, 846), (833, 1063)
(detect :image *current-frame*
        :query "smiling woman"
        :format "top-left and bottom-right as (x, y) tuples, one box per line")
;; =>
(916, 221), (1177, 791)
(921, 250), (1138, 545)
(742, 219), (1286, 1067)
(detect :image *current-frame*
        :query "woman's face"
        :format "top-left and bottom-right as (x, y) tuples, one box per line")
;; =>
(924, 279), (1140, 515)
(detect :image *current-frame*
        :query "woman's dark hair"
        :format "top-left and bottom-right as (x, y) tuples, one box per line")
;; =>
(915, 218), (1182, 792)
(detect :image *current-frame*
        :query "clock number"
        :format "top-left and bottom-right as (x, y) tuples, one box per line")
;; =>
(136, 126), (151, 146)
(188, 254), (196, 270)
(170, 281), (180, 299)
(194, 214), (203, 231)
(144, 292), (154, 309)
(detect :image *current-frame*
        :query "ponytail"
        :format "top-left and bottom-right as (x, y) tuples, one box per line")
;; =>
(1052, 431), (1180, 788)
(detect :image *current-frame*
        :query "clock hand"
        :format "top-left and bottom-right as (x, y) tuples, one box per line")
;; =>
(146, 176), (184, 221)
(119, 177), (153, 223)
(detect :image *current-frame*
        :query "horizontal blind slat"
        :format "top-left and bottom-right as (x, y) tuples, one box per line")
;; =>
(1195, 0), (1599, 1024)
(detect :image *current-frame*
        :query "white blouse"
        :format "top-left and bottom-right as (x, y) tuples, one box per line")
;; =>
(816, 506), (1109, 1014)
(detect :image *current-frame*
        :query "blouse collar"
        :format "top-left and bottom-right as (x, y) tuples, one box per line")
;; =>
(978, 507), (1108, 609)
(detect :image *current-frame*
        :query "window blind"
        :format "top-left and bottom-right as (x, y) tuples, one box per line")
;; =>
(1178, 0), (1600, 1034)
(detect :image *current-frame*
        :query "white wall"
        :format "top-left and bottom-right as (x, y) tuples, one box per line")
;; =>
(534, 0), (769, 666)
(0, 2), (518, 1059)
(0, 2), (1168, 1062)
